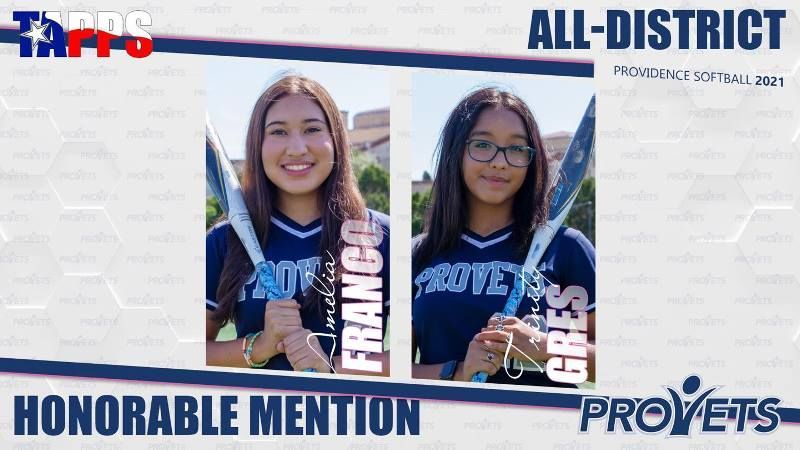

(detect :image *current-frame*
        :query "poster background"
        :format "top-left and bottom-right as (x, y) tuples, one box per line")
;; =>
(0, 1), (799, 448)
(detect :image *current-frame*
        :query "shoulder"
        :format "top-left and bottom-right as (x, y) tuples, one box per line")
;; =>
(556, 226), (594, 252)
(410, 233), (428, 259)
(207, 220), (230, 240)
(205, 221), (231, 306)
(558, 226), (592, 245)
(551, 227), (595, 308)
(366, 209), (390, 242)
(367, 209), (390, 230)
(206, 220), (231, 254)
(550, 226), (595, 274)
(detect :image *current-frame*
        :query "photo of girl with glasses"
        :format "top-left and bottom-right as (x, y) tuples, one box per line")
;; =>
(206, 75), (390, 375)
(411, 87), (595, 386)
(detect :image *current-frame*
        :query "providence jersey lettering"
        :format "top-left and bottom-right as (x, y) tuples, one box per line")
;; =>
(207, 209), (390, 371)
(412, 225), (594, 386)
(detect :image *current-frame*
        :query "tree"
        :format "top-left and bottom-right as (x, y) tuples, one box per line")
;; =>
(356, 160), (390, 214)
(206, 196), (223, 229)
(563, 177), (595, 244)
(350, 148), (377, 175)
(422, 170), (432, 181)
(412, 188), (431, 236)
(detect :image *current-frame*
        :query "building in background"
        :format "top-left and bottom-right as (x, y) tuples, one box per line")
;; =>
(347, 107), (390, 170)
(542, 131), (595, 178)
(412, 179), (432, 193)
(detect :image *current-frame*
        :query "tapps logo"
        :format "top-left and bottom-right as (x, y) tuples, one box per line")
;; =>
(580, 375), (782, 436)
(13, 11), (152, 58)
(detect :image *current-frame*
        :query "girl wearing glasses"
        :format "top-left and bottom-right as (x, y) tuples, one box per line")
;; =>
(411, 87), (595, 386)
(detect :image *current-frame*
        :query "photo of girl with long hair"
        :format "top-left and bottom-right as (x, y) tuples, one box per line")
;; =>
(206, 72), (390, 375)
(411, 84), (595, 387)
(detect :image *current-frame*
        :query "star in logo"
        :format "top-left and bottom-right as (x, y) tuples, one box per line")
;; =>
(20, 18), (51, 52)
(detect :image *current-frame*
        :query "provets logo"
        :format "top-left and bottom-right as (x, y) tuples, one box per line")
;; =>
(12, 11), (152, 58)
(580, 375), (782, 436)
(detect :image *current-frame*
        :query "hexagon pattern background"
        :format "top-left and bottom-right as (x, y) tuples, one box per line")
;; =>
(0, 1), (799, 448)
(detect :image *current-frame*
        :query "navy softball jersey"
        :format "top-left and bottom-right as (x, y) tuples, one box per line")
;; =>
(207, 209), (390, 371)
(412, 225), (595, 386)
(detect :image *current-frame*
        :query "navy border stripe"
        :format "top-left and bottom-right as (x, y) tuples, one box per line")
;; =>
(0, 27), (593, 77)
(0, 357), (583, 409)
(152, 38), (593, 77)
(1, 358), (798, 424)
(2, 26), (798, 426)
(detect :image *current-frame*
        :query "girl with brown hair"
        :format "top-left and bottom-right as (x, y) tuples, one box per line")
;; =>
(411, 87), (595, 385)
(206, 75), (390, 373)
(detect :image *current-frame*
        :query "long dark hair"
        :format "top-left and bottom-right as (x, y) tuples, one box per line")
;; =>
(413, 87), (550, 276)
(212, 75), (365, 325)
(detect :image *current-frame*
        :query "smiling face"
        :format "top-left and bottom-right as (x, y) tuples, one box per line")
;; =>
(461, 106), (530, 209)
(261, 94), (335, 199)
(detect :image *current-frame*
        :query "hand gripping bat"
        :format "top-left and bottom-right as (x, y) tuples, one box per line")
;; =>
(206, 114), (316, 372)
(472, 95), (596, 383)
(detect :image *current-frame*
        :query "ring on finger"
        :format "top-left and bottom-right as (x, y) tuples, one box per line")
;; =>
(495, 324), (505, 331)
(487, 352), (495, 362)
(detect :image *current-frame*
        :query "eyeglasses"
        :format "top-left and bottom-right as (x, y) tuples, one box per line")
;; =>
(465, 139), (535, 167)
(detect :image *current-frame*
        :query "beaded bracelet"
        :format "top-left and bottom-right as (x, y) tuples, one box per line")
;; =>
(243, 331), (268, 368)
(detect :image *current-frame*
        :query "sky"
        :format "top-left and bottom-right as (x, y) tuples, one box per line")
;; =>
(411, 71), (594, 179)
(206, 59), (593, 177)
(207, 58), (390, 160)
